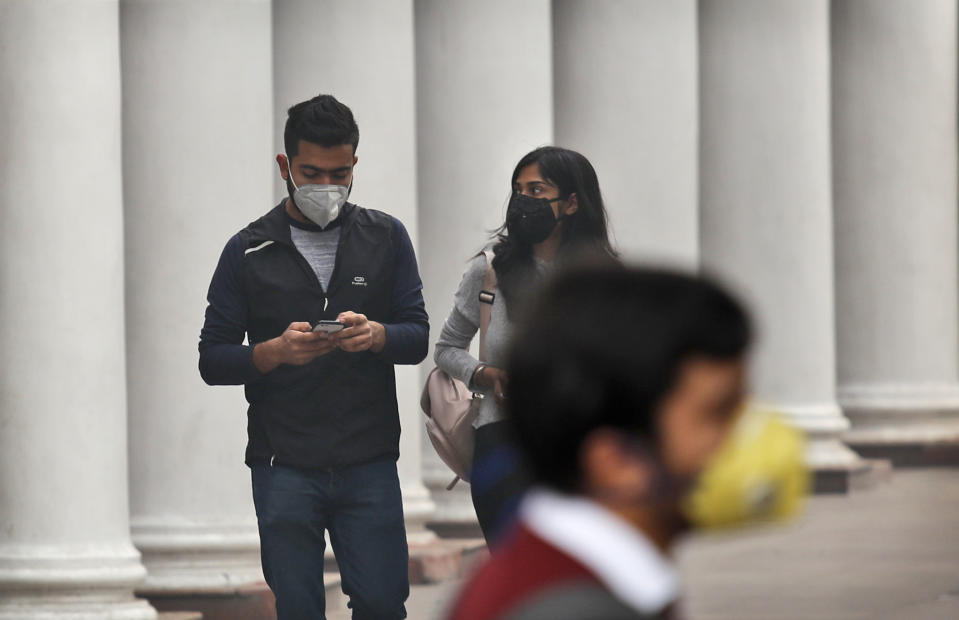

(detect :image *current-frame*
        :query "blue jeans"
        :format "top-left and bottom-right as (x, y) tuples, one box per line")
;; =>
(251, 459), (409, 620)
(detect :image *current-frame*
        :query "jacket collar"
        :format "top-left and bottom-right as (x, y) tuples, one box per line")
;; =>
(246, 200), (356, 245)
(521, 487), (680, 616)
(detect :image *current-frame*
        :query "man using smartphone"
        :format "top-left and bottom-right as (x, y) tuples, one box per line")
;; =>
(199, 94), (428, 619)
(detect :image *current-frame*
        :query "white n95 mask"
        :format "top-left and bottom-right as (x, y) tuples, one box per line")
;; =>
(287, 158), (350, 228)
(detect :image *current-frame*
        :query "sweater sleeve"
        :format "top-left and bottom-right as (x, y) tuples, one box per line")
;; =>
(434, 253), (490, 391)
(198, 234), (263, 385)
(378, 217), (430, 365)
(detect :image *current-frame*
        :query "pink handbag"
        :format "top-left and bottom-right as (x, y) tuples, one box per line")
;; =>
(420, 368), (480, 488)
(421, 251), (496, 489)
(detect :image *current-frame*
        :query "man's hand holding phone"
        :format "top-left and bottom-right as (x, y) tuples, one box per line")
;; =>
(252, 312), (386, 373)
(330, 311), (386, 353)
(252, 321), (338, 373)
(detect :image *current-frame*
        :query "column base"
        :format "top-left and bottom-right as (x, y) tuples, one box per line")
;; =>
(0, 599), (156, 620)
(408, 538), (488, 585)
(0, 545), (156, 619)
(846, 443), (959, 467)
(132, 520), (263, 593)
(840, 383), (959, 450)
(144, 582), (274, 620)
(424, 480), (483, 540)
(402, 482), (439, 546)
(778, 402), (863, 468)
(812, 458), (893, 494)
(775, 402), (894, 495)
(422, 455), (482, 539)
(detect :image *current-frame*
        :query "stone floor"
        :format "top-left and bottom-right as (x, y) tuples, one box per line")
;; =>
(678, 468), (959, 619)
(326, 468), (959, 619)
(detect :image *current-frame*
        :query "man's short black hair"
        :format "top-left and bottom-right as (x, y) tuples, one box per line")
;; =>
(284, 94), (359, 157)
(505, 265), (752, 493)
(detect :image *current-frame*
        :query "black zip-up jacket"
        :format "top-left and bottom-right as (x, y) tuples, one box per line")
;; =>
(198, 202), (429, 469)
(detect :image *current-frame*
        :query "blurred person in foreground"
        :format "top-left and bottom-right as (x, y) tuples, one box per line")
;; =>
(447, 265), (808, 620)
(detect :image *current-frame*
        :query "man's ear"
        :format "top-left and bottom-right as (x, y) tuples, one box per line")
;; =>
(565, 193), (579, 216)
(276, 154), (291, 181)
(580, 428), (654, 501)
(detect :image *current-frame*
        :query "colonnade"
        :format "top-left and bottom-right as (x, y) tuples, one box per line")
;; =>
(0, 2), (157, 617)
(832, 0), (959, 449)
(0, 1), (956, 616)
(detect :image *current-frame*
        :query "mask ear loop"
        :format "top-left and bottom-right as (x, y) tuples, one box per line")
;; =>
(285, 154), (309, 220)
(285, 154), (299, 191)
(558, 194), (574, 221)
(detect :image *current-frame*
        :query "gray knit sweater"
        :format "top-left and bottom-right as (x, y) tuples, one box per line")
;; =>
(434, 252), (549, 428)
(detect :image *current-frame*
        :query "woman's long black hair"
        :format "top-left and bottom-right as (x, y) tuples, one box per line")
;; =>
(491, 146), (617, 316)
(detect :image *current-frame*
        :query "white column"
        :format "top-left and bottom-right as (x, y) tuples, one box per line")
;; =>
(0, 1), (155, 617)
(272, 0), (436, 541)
(414, 0), (553, 528)
(121, 0), (272, 591)
(553, 0), (699, 267)
(832, 0), (959, 447)
(698, 0), (860, 470)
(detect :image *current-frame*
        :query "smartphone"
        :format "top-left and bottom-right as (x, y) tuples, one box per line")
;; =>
(312, 320), (346, 334)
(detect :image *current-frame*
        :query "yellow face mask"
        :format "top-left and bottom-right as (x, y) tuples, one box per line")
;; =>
(682, 405), (810, 530)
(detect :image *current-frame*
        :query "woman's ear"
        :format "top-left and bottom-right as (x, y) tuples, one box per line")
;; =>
(565, 193), (579, 216)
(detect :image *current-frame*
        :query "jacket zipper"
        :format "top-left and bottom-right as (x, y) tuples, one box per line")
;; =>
(281, 225), (348, 316)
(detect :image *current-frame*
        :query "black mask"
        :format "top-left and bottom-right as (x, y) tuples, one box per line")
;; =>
(506, 193), (563, 245)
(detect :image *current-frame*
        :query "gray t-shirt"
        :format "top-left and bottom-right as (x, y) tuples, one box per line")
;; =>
(434, 252), (550, 427)
(290, 225), (340, 291)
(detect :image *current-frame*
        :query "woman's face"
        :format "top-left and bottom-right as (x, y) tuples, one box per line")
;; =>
(513, 163), (577, 218)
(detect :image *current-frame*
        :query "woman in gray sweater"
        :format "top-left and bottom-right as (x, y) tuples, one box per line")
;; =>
(434, 146), (616, 544)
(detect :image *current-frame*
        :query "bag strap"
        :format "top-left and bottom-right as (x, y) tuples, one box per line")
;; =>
(478, 249), (497, 363)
